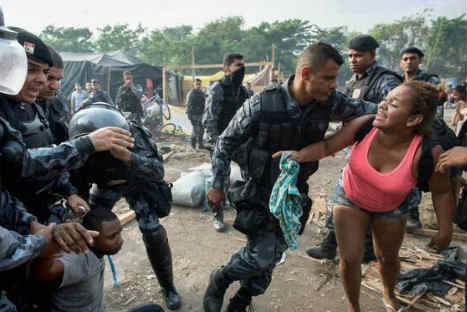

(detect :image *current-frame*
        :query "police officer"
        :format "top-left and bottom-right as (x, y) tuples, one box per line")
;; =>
(204, 53), (250, 231)
(186, 78), (206, 149)
(69, 103), (181, 310)
(83, 79), (114, 106)
(0, 28), (93, 224)
(306, 35), (402, 262)
(116, 71), (144, 123)
(400, 47), (441, 118)
(37, 45), (69, 144)
(400, 46), (442, 230)
(203, 42), (376, 312)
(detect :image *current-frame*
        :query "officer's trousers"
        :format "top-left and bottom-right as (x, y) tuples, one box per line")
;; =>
(222, 229), (287, 296)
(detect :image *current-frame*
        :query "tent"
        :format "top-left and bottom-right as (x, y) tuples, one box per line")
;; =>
(59, 51), (182, 105)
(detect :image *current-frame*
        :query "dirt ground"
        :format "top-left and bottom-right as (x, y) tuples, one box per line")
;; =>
(103, 107), (466, 312)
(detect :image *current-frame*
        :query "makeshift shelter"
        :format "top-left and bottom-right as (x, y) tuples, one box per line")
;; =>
(60, 51), (182, 105)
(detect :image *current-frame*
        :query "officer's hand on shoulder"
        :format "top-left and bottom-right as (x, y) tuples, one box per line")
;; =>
(207, 187), (225, 213)
(88, 127), (134, 152)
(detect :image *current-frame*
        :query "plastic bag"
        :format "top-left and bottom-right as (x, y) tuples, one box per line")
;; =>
(171, 171), (206, 207)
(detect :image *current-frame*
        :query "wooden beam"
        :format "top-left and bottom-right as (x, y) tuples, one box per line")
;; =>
(162, 67), (167, 104)
(164, 61), (271, 70)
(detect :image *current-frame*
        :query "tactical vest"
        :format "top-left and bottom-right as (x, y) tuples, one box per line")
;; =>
(217, 82), (249, 134)
(188, 89), (206, 115)
(415, 72), (439, 83)
(20, 104), (54, 149)
(247, 87), (329, 192)
(343, 66), (402, 101)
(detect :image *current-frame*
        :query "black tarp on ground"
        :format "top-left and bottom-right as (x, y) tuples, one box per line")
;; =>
(59, 51), (182, 105)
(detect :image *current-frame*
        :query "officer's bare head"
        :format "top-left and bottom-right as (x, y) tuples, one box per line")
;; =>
(400, 47), (424, 75)
(39, 45), (64, 100)
(223, 53), (244, 74)
(295, 42), (343, 102)
(194, 78), (202, 89)
(347, 35), (378, 75)
(123, 71), (133, 85)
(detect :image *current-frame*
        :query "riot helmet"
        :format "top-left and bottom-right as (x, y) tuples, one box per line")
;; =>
(0, 5), (28, 95)
(69, 102), (131, 184)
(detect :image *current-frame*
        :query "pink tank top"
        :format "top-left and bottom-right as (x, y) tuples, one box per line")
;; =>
(343, 127), (422, 212)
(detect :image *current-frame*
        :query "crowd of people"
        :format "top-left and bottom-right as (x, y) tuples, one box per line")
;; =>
(0, 12), (466, 312)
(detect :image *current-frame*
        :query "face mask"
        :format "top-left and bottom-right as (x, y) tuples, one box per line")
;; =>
(231, 65), (245, 87)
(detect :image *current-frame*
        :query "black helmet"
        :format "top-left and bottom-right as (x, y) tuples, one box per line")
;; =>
(69, 102), (130, 185)
(69, 102), (129, 139)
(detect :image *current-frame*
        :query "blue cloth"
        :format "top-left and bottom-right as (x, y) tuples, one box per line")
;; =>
(269, 153), (303, 250)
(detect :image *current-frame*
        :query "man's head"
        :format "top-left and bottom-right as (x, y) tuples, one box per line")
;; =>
(85, 82), (92, 92)
(8, 27), (53, 104)
(294, 42), (344, 102)
(74, 83), (81, 91)
(39, 45), (64, 100)
(454, 84), (466, 101)
(347, 35), (379, 75)
(400, 47), (424, 75)
(82, 208), (123, 256)
(123, 71), (133, 86)
(194, 78), (202, 89)
(91, 79), (100, 91)
(223, 53), (244, 74)
(246, 81), (252, 90)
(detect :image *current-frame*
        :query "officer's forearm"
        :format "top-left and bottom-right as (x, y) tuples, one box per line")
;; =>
(0, 227), (45, 272)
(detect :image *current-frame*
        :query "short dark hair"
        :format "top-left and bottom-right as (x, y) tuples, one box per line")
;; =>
(223, 53), (243, 68)
(123, 71), (132, 76)
(47, 45), (64, 69)
(82, 208), (118, 232)
(195, 78), (202, 83)
(401, 47), (424, 58)
(455, 84), (466, 100)
(297, 42), (344, 72)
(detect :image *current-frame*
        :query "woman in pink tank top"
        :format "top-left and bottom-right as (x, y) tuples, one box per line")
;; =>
(273, 81), (454, 312)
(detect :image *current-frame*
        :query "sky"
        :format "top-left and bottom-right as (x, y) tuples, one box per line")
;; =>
(2, 0), (466, 36)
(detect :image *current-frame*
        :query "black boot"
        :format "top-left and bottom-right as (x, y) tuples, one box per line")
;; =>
(191, 137), (197, 149)
(203, 268), (232, 312)
(198, 138), (205, 149)
(362, 230), (376, 263)
(143, 228), (182, 310)
(226, 287), (251, 312)
(306, 230), (337, 260)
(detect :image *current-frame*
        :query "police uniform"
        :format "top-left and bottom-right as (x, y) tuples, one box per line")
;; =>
(186, 88), (206, 148)
(203, 74), (250, 230)
(203, 76), (376, 311)
(37, 96), (69, 145)
(83, 89), (114, 107)
(68, 105), (181, 310)
(115, 84), (143, 123)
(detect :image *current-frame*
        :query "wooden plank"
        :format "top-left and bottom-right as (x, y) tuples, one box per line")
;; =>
(164, 61), (271, 70)
(118, 211), (136, 226)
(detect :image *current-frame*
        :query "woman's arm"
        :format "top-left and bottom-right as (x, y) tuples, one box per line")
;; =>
(272, 115), (374, 162)
(428, 147), (454, 252)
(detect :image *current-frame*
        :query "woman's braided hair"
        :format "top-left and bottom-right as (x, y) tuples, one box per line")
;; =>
(403, 80), (438, 136)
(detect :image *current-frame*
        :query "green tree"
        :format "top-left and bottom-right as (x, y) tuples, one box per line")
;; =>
(40, 25), (94, 52)
(94, 24), (145, 52)
(426, 14), (467, 79)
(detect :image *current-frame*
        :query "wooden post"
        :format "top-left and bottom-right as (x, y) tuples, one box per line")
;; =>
(191, 46), (196, 81)
(271, 44), (276, 82)
(162, 66), (167, 105)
